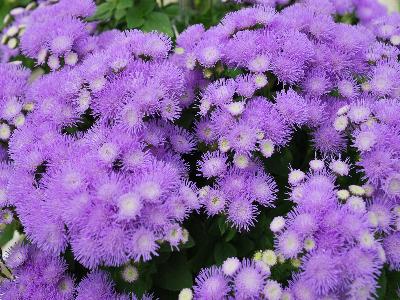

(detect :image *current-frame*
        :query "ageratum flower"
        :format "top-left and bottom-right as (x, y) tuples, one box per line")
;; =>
(0, 244), (75, 300)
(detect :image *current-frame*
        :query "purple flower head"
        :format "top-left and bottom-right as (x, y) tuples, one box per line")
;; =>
(193, 266), (230, 300)
(198, 151), (228, 179)
(383, 232), (400, 271)
(227, 198), (259, 231)
(300, 251), (341, 296)
(76, 271), (121, 300)
(1, 245), (75, 300)
(233, 259), (267, 299)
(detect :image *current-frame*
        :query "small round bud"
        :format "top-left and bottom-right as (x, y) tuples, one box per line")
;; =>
(6, 26), (18, 37)
(262, 250), (277, 266)
(361, 82), (371, 92)
(337, 189), (350, 200)
(178, 288), (193, 300)
(333, 115), (348, 132)
(349, 185), (365, 196)
(89, 77), (106, 92)
(329, 160), (349, 176)
(263, 280), (282, 300)
(13, 114), (25, 128)
(0, 124), (11, 140)
(218, 138), (230, 152)
(254, 74), (268, 88)
(10, 7), (25, 16)
(7, 38), (18, 49)
(121, 265), (138, 283)
(270, 216), (285, 232)
(304, 237), (315, 251)
(337, 105), (350, 116)
(48, 55), (60, 70)
(288, 169), (305, 186)
(309, 159), (324, 171)
(226, 101), (245, 116)
(222, 257), (240, 276)
(390, 35), (400, 46)
(181, 228), (189, 244)
(175, 47), (185, 55)
(26, 2), (38, 11)
(1, 35), (8, 45)
(363, 184), (374, 197)
(256, 130), (264, 140)
(3, 14), (11, 26)
(277, 253), (285, 264)
(23, 102), (35, 112)
(291, 258), (301, 268)
(233, 153), (249, 169)
(376, 244), (386, 263)
(77, 90), (91, 112)
(203, 69), (213, 79)
(64, 52), (78, 66)
(37, 48), (48, 65)
(260, 139), (274, 158)
(359, 231), (375, 249)
(346, 196), (366, 214)
(253, 251), (262, 261)
(198, 186), (210, 198)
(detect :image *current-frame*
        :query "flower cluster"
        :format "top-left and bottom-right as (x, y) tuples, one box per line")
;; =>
(1, 0), (199, 271)
(274, 167), (385, 299)
(1, 243), (75, 300)
(0, 0), (399, 298)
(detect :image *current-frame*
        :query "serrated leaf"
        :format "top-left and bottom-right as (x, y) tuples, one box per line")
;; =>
(126, 7), (145, 28)
(163, 3), (180, 17)
(217, 216), (228, 235)
(89, 2), (114, 21)
(214, 242), (237, 265)
(117, 0), (133, 9)
(224, 228), (236, 242)
(142, 12), (173, 37)
(136, 0), (156, 16)
(376, 268), (387, 300)
(0, 221), (16, 247)
(114, 8), (127, 20)
(154, 253), (192, 291)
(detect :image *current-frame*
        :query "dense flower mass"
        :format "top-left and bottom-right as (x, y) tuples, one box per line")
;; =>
(0, 0), (399, 298)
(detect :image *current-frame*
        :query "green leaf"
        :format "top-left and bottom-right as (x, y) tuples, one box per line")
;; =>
(154, 253), (193, 291)
(224, 228), (236, 242)
(142, 12), (173, 37)
(234, 236), (255, 257)
(385, 269), (400, 299)
(180, 235), (196, 249)
(217, 216), (228, 235)
(114, 8), (127, 20)
(117, 0), (133, 9)
(136, 0), (156, 16)
(376, 268), (387, 300)
(266, 148), (293, 177)
(89, 2), (114, 21)
(214, 242), (237, 265)
(0, 221), (16, 247)
(163, 3), (180, 18)
(126, 7), (145, 28)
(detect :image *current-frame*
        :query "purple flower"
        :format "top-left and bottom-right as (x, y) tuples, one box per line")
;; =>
(193, 266), (230, 300)
(383, 232), (400, 271)
(233, 259), (267, 299)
